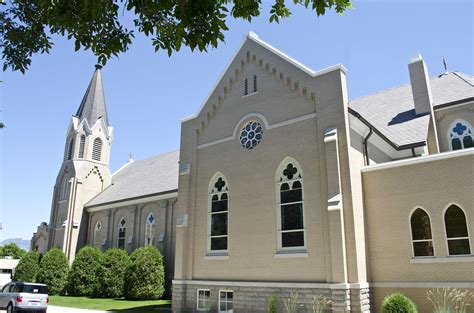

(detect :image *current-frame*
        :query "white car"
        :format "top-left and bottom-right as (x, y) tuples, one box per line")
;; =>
(0, 282), (48, 313)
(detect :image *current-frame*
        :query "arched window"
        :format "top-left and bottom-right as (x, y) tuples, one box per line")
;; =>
(410, 208), (434, 257)
(243, 78), (248, 96)
(66, 138), (74, 160)
(117, 218), (126, 250)
(448, 120), (473, 150)
(93, 221), (102, 248)
(60, 177), (69, 201)
(276, 159), (305, 250)
(92, 138), (103, 161)
(145, 213), (156, 246)
(253, 75), (257, 93)
(445, 205), (471, 255)
(78, 135), (86, 159)
(209, 175), (229, 253)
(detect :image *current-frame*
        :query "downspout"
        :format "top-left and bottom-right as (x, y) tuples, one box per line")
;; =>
(363, 128), (373, 166)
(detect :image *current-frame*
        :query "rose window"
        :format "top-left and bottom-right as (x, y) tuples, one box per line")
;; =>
(239, 121), (263, 149)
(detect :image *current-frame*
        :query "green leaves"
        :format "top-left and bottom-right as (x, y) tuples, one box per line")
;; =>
(1, 0), (352, 73)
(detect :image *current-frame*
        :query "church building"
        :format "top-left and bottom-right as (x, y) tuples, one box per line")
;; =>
(171, 32), (473, 312)
(31, 32), (473, 312)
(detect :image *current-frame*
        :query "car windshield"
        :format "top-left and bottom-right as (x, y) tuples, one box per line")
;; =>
(17, 284), (48, 294)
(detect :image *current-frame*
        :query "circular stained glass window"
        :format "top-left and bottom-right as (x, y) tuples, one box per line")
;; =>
(239, 121), (263, 150)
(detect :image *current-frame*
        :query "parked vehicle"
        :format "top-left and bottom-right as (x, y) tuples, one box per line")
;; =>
(0, 281), (48, 312)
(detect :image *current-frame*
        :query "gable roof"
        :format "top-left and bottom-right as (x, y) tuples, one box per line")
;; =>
(349, 72), (474, 148)
(75, 65), (109, 127)
(85, 150), (179, 208)
(180, 31), (347, 123)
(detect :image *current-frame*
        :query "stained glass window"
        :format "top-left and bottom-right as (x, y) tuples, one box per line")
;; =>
(209, 175), (229, 252)
(118, 218), (126, 250)
(240, 121), (263, 150)
(449, 120), (473, 150)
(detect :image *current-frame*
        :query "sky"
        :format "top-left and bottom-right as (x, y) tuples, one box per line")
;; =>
(0, 0), (473, 241)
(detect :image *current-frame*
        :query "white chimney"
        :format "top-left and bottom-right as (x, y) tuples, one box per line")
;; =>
(408, 54), (433, 116)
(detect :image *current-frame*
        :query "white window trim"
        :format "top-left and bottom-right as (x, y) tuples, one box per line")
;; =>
(443, 203), (472, 256)
(207, 173), (229, 256)
(196, 289), (211, 311)
(93, 221), (102, 248)
(218, 290), (233, 313)
(447, 119), (473, 151)
(118, 217), (127, 249)
(275, 158), (306, 253)
(144, 213), (156, 247)
(408, 207), (435, 258)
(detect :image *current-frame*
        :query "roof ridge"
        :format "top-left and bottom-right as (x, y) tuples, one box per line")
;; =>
(453, 71), (474, 87)
(349, 72), (467, 103)
(132, 149), (179, 164)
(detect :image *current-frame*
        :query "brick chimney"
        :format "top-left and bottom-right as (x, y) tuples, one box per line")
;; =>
(408, 54), (433, 116)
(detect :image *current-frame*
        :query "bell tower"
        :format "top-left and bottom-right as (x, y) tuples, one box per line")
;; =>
(47, 65), (113, 261)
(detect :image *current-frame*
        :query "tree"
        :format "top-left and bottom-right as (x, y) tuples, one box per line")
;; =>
(97, 248), (130, 298)
(0, 0), (352, 73)
(0, 243), (26, 259)
(36, 248), (69, 295)
(67, 246), (103, 297)
(124, 246), (165, 300)
(13, 251), (41, 282)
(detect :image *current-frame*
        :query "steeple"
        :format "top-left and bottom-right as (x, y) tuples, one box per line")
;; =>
(75, 65), (109, 127)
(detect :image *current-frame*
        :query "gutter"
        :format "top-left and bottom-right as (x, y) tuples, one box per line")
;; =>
(363, 128), (373, 166)
(348, 107), (426, 151)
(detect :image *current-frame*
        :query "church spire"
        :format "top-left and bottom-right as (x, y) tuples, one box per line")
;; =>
(75, 65), (109, 127)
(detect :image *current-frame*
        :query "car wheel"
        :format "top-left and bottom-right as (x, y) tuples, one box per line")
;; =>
(6, 303), (15, 313)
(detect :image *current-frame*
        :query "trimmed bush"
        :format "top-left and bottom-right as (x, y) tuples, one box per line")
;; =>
(97, 248), (130, 298)
(67, 246), (103, 297)
(36, 248), (69, 295)
(124, 246), (165, 300)
(269, 295), (278, 313)
(381, 293), (417, 313)
(13, 251), (41, 282)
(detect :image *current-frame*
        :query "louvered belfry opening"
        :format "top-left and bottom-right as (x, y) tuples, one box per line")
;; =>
(78, 135), (86, 158)
(92, 138), (102, 161)
(67, 138), (74, 160)
(253, 75), (257, 92)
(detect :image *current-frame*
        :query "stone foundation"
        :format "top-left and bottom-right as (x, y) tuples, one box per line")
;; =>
(172, 280), (371, 313)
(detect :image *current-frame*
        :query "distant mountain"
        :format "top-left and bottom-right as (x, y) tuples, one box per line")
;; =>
(0, 238), (30, 251)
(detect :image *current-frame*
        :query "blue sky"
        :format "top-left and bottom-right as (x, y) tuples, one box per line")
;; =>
(0, 0), (473, 241)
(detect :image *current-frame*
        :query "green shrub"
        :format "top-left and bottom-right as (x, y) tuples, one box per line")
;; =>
(97, 248), (130, 298)
(381, 293), (417, 313)
(124, 246), (165, 300)
(67, 246), (103, 297)
(36, 248), (69, 295)
(13, 251), (41, 282)
(0, 243), (26, 259)
(269, 295), (278, 313)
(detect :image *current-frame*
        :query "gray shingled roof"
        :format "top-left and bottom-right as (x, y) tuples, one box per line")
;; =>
(349, 72), (473, 147)
(75, 66), (109, 127)
(86, 150), (179, 207)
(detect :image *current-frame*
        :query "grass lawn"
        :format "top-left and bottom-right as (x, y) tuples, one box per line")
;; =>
(49, 296), (171, 312)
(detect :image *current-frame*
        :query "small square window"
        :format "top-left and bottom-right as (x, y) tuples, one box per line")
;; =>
(197, 289), (210, 311)
(219, 290), (233, 313)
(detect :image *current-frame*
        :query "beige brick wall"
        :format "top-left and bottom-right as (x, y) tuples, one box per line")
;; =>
(362, 153), (474, 283)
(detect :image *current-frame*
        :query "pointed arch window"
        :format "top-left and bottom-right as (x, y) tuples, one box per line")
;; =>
(145, 213), (156, 246)
(209, 175), (229, 253)
(277, 159), (305, 250)
(448, 120), (473, 150)
(118, 218), (126, 250)
(66, 138), (74, 160)
(93, 221), (102, 248)
(59, 177), (69, 201)
(410, 208), (434, 257)
(78, 135), (86, 159)
(445, 205), (471, 255)
(92, 138), (103, 161)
